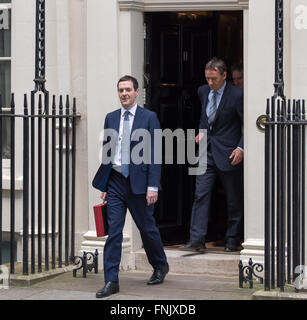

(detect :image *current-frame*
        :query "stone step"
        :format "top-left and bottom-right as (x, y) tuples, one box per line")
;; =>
(135, 248), (241, 277)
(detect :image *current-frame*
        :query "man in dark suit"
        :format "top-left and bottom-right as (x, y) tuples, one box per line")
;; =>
(92, 75), (168, 298)
(181, 57), (244, 252)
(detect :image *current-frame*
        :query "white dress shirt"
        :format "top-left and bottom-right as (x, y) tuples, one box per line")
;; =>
(112, 104), (158, 192)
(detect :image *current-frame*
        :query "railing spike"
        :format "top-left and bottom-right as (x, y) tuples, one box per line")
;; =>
(10, 93), (15, 110)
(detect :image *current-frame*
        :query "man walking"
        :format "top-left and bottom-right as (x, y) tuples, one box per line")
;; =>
(181, 58), (244, 252)
(92, 75), (168, 298)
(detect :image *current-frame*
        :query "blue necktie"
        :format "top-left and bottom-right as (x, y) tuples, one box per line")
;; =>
(121, 110), (131, 178)
(208, 91), (217, 127)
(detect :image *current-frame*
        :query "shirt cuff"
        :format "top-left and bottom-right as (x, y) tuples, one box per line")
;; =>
(237, 147), (244, 152)
(147, 187), (158, 192)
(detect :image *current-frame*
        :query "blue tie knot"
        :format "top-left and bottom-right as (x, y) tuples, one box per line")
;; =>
(123, 110), (130, 121)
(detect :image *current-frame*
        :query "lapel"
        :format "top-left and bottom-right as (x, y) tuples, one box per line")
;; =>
(110, 109), (121, 132)
(131, 105), (145, 136)
(201, 86), (210, 128)
(212, 82), (229, 126)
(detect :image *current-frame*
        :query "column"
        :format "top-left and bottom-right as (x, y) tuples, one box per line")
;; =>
(240, 0), (275, 264)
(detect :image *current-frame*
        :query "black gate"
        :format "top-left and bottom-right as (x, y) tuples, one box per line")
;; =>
(264, 98), (306, 292)
(263, 0), (306, 293)
(0, 0), (77, 275)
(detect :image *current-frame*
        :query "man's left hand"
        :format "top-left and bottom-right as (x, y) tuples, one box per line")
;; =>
(146, 190), (158, 206)
(229, 148), (244, 166)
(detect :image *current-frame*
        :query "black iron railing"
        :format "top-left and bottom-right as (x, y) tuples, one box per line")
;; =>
(264, 98), (306, 292)
(0, 93), (77, 275)
(0, 0), (79, 276)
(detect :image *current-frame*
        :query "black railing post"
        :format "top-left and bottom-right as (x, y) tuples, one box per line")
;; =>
(271, 96), (276, 289)
(301, 100), (305, 267)
(280, 100), (286, 291)
(32, 0), (48, 273)
(264, 99), (271, 291)
(0, 96), (2, 267)
(38, 95), (43, 273)
(65, 95), (70, 266)
(10, 94), (16, 274)
(30, 91), (36, 274)
(276, 100), (282, 289)
(45, 92), (50, 271)
(292, 101), (299, 281)
(51, 96), (56, 269)
(58, 96), (64, 268)
(297, 101), (302, 277)
(23, 94), (30, 275)
(70, 98), (77, 261)
(286, 99), (292, 284)
(94, 249), (99, 274)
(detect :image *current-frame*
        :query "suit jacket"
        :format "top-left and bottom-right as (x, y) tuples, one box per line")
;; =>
(92, 105), (161, 194)
(198, 83), (243, 171)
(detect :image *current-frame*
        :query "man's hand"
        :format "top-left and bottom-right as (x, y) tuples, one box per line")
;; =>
(100, 192), (107, 204)
(229, 148), (244, 166)
(146, 190), (158, 206)
(195, 132), (205, 144)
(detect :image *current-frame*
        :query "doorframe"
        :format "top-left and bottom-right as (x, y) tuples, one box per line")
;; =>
(118, 0), (249, 11)
(117, 0), (250, 253)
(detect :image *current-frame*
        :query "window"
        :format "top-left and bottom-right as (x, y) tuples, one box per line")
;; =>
(0, 0), (11, 159)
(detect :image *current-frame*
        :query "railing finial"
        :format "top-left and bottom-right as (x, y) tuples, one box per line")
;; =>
(33, 0), (47, 93)
(274, 0), (285, 100)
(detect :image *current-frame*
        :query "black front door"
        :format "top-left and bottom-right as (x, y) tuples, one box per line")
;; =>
(144, 12), (243, 245)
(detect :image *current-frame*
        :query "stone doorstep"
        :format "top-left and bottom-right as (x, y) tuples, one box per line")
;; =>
(253, 289), (307, 300)
(2, 264), (75, 287)
(4, 247), (241, 287)
(135, 248), (241, 277)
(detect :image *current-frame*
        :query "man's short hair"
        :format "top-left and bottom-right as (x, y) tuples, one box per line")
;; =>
(231, 64), (243, 74)
(117, 75), (139, 91)
(205, 57), (227, 75)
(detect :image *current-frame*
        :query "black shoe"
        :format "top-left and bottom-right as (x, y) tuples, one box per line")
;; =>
(180, 241), (206, 251)
(224, 243), (239, 252)
(96, 281), (119, 298)
(147, 263), (169, 285)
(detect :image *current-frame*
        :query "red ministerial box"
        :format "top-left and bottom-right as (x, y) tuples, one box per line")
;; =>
(93, 203), (108, 237)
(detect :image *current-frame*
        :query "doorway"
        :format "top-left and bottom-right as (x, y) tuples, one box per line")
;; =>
(144, 11), (243, 245)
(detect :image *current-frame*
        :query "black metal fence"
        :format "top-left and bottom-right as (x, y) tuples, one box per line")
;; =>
(264, 97), (306, 291)
(0, 92), (77, 275)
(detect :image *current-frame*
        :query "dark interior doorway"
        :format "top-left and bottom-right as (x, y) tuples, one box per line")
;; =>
(144, 11), (243, 245)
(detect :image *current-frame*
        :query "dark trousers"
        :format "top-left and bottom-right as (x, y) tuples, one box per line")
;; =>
(104, 170), (167, 283)
(189, 159), (244, 245)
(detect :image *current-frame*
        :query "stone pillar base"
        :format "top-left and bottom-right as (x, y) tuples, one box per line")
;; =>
(79, 230), (135, 271)
(240, 238), (265, 265)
